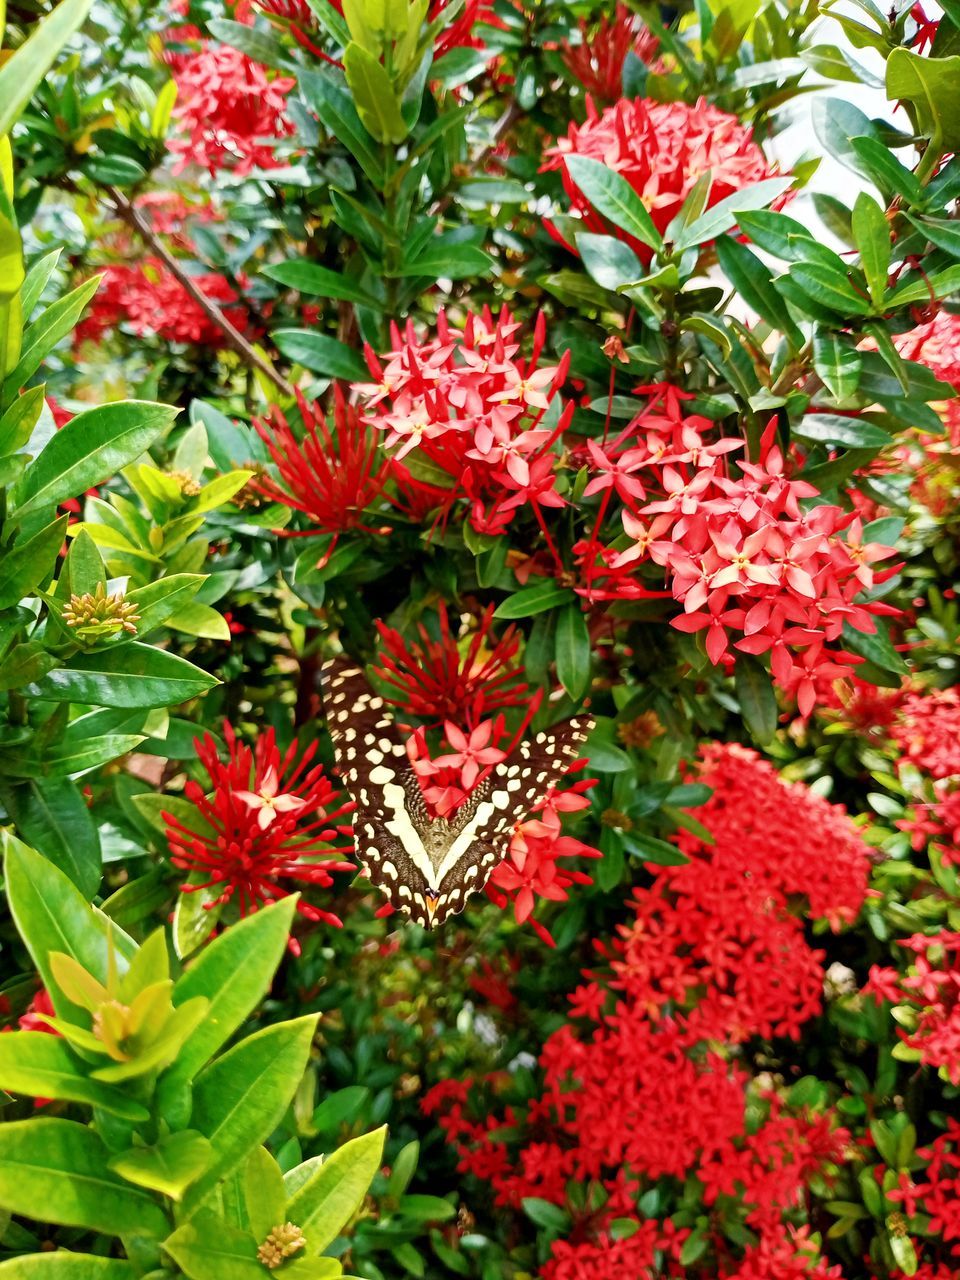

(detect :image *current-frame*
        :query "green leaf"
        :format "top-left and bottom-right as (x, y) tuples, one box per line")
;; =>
(343, 42), (409, 144)
(0, 385), (45, 457)
(0, 0), (96, 139)
(12, 401), (177, 520)
(786, 262), (872, 315)
(623, 831), (688, 866)
(793, 413), (891, 449)
(554, 602), (591, 701)
(3, 834), (135, 1021)
(207, 16), (290, 68)
(262, 261), (382, 311)
(886, 48), (960, 150)
(575, 233), (644, 293)
(29, 642), (218, 709)
(398, 240), (493, 280)
(166, 603), (230, 642)
(298, 69), (384, 187)
(888, 263), (960, 306)
(273, 330), (369, 381)
(181, 1016), (320, 1218)
(288, 1126), (386, 1252)
(0, 1118), (168, 1236)
(0, 1033), (148, 1121)
(715, 235), (803, 349)
(851, 136), (924, 205)
(398, 1194), (457, 1222)
(842, 621), (909, 674)
(563, 156), (662, 251)
(521, 1198), (570, 1234)
(494, 583), (575, 619)
(674, 178), (793, 251)
(905, 212), (960, 258)
(812, 335), (863, 401)
(851, 191), (890, 308)
(244, 1147), (286, 1243)
(170, 897), (300, 1080)
(127, 574), (205, 637)
(163, 1213), (264, 1280)
(0, 516), (67, 608)
(4, 777), (101, 897)
(108, 1132), (214, 1201)
(0, 1257), (137, 1277)
(735, 654), (778, 744)
(2, 277), (101, 405)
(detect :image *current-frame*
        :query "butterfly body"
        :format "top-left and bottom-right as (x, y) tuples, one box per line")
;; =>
(321, 658), (593, 927)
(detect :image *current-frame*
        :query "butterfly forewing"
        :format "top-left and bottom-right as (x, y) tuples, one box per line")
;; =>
(321, 657), (593, 927)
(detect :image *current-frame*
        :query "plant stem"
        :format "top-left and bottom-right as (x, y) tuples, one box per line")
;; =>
(106, 186), (295, 399)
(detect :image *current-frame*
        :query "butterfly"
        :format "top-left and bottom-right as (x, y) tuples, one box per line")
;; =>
(321, 657), (594, 928)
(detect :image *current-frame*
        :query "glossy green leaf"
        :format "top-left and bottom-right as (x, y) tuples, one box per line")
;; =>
(262, 261), (382, 310)
(182, 1016), (319, 1217)
(0, 384), (44, 457)
(29, 642), (218, 709)
(793, 413), (890, 449)
(127, 574), (205, 637)
(0, 1257), (137, 1277)
(715, 235), (803, 349)
(298, 68), (384, 187)
(287, 1126), (386, 1252)
(163, 1215), (263, 1280)
(398, 240), (493, 280)
(493, 583), (575, 619)
(575, 233), (644, 293)
(12, 401), (178, 520)
(0, 516), (67, 609)
(812, 335), (863, 402)
(674, 178), (793, 251)
(2, 277), (101, 406)
(0, 0), (96, 139)
(564, 156), (662, 251)
(0, 1033), (148, 1121)
(273, 330), (369, 381)
(554, 602), (591, 701)
(0, 1118), (168, 1236)
(4, 777), (100, 897)
(3, 835), (135, 1020)
(170, 896), (300, 1079)
(886, 48), (960, 150)
(735, 654), (778, 744)
(108, 1131), (214, 1201)
(343, 42), (408, 143)
(851, 191), (890, 307)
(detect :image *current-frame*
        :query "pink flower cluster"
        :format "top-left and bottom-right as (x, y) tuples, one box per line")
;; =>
(543, 96), (784, 262)
(579, 391), (899, 714)
(424, 745), (868, 1277)
(167, 39), (296, 175)
(355, 307), (573, 547)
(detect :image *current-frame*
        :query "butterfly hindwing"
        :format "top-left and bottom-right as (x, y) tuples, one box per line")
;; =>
(321, 657), (593, 928)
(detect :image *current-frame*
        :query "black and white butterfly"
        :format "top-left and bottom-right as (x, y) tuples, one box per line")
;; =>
(321, 657), (594, 928)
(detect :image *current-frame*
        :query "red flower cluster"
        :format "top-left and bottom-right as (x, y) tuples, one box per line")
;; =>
(166, 39), (296, 175)
(373, 603), (526, 728)
(888, 1123), (960, 1263)
(424, 745), (867, 1274)
(543, 96), (784, 262)
(891, 686), (960, 779)
(254, 386), (391, 555)
(75, 258), (249, 347)
(355, 307), (572, 547)
(578, 393), (899, 714)
(864, 932), (960, 1083)
(560, 4), (662, 104)
(163, 722), (355, 944)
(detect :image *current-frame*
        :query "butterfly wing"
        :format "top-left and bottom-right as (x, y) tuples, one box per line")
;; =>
(425, 715), (595, 927)
(321, 658), (440, 926)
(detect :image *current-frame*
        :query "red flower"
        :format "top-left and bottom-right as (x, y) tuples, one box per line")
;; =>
(560, 4), (663, 105)
(543, 96), (786, 263)
(253, 386), (391, 555)
(891, 686), (960, 780)
(164, 722), (355, 942)
(372, 602), (528, 727)
(75, 259), (249, 347)
(166, 39), (296, 176)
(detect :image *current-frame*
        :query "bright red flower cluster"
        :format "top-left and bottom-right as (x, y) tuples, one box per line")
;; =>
(254, 386), (391, 555)
(864, 932), (960, 1083)
(166, 40), (296, 175)
(578, 393), (899, 714)
(355, 307), (573, 547)
(891, 686), (960, 779)
(424, 745), (866, 1274)
(163, 722), (355, 944)
(543, 96), (784, 262)
(560, 4), (662, 104)
(75, 258), (249, 347)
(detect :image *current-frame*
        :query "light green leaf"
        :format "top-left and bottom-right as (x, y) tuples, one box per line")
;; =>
(2, 277), (101, 406)
(0, 1033), (148, 1121)
(812, 334), (863, 402)
(886, 48), (960, 150)
(0, 516), (67, 609)
(343, 43), (409, 144)
(0, 1256), (137, 1277)
(0, 0), (96, 139)
(163, 1215), (263, 1280)
(851, 191), (890, 308)
(109, 1131), (214, 1201)
(4, 777), (101, 897)
(29, 642), (219, 709)
(287, 1126), (386, 1253)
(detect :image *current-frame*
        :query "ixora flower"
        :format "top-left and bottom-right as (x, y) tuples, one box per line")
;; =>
(253, 386), (391, 555)
(166, 38), (296, 176)
(163, 723), (355, 941)
(560, 3), (663, 105)
(74, 258), (249, 347)
(354, 307), (572, 549)
(373, 602), (528, 726)
(543, 96), (785, 261)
